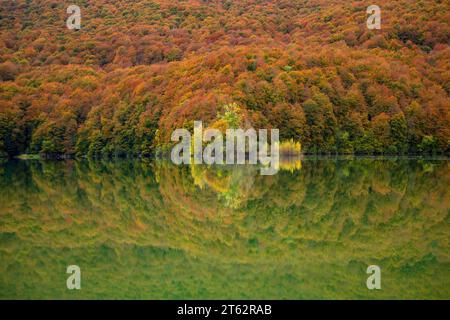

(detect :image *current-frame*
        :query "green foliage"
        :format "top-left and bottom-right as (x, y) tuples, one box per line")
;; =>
(217, 103), (243, 129)
(389, 114), (408, 154)
(0, 108), (25, 157)
(418, 135), (438, 154)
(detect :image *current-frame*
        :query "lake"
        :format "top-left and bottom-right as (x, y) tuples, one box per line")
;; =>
(0, 157), (448, 299)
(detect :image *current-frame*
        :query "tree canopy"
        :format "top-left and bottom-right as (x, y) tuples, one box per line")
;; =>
(0, 0), (449, 157)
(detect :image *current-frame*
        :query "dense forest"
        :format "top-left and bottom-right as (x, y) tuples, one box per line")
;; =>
(0, 0), (449, 157)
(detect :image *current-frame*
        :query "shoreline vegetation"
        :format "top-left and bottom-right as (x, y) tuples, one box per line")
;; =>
(5, 132), (450, 161)
(9, 151), (449, 161)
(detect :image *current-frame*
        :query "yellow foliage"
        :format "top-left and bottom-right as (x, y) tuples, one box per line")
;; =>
(279, 139), (302, 156)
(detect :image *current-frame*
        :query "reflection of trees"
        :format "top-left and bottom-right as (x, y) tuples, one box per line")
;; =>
(190, 164), (258, 209)
(0, 158), (448, 299)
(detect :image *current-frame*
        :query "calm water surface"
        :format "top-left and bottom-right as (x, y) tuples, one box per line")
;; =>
(0, 157), (448, 299)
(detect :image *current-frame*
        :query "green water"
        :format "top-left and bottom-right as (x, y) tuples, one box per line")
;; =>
(0, 157), (448, 299)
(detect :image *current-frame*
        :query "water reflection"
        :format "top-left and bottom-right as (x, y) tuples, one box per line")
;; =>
(0, 157), (448, 299)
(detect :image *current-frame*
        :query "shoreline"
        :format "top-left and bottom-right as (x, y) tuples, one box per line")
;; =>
(6, 153), (450, 162)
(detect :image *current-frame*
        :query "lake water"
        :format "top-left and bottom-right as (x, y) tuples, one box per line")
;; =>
(0, 157), (448, 299)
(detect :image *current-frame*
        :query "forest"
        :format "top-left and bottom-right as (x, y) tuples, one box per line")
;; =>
(0, 0), (449, 157)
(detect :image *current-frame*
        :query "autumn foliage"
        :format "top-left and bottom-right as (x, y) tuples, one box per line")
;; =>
(0, 0), (449, 157)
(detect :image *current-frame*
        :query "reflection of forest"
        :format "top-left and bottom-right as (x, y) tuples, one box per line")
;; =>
(0, 158), (448, 299)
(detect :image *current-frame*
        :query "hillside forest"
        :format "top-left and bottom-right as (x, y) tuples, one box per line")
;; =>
(0, 0), (449, 157)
